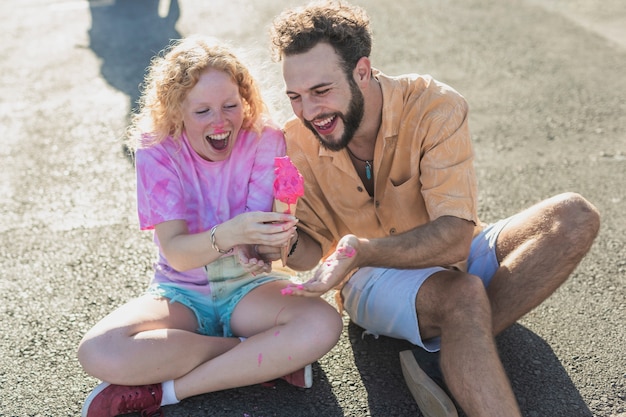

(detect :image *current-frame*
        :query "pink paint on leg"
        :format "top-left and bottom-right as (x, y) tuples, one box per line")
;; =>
(258, 353), (263, 367)
(274, 330), (280, 337)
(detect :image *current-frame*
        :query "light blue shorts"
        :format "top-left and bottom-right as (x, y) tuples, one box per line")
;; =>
(148, 255), (289, 337)
(341, 217), (511, 351)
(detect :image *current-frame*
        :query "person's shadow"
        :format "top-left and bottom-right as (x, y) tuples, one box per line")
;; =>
(88, 0), (180, 122)
(349, 322), (593, 417)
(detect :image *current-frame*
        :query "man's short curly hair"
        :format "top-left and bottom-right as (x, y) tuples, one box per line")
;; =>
(269, 1), (372, 76)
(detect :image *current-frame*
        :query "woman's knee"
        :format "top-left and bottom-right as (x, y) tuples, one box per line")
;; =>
(295, 300), (343, 352)
(77, 335), (105, 378)
(314, 300), (343, 340)
(77, 330), (127, 381)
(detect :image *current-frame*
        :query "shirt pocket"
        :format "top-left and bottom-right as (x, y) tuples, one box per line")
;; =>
(381, 174), (430, 234)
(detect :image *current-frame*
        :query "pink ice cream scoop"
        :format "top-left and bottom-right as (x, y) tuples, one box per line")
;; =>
(273, 156), (304, 266)
(273, 156), (304, 205)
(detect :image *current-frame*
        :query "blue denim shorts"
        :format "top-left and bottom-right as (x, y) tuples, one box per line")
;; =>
(341, 217), (511, 351)
(148, 255), (290, 337)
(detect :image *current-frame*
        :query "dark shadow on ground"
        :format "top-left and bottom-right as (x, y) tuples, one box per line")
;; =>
(162, 363), (344, 416)
(349, 322), (592, 417)
(89, 0), (180, 113)
(88, 0), (180, 161)
(497, 324), (592, 417)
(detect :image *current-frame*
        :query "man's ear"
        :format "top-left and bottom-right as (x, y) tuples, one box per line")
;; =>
(353, 56), (372, 85)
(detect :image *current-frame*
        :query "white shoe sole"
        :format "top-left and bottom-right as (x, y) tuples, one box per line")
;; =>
(399, 350), (458, 417)
(81, 382), (111, 417)
(303, 363), (313, 388)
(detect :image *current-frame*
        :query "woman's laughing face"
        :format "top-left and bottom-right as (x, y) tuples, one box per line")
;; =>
(182, 68), (244, 162)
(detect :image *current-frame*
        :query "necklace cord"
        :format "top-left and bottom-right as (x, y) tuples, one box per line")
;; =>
(345, 146), (371, 163)
(346, 146), (373, 180)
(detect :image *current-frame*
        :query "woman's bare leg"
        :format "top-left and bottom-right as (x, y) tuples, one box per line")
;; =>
(173, 280), (342, 399)
(78, 281), (342, 399)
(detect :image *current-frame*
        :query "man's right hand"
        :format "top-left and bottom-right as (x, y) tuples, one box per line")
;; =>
(289, 234), (361, 297)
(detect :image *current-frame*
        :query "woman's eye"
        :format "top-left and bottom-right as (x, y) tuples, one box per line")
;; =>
(196, 109), (210, 115)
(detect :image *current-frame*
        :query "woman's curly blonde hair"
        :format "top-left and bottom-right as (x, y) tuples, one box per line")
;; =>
(127, 36), (267, 150)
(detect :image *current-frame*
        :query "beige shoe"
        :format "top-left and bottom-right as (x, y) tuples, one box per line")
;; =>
(399, 350), (458, 417)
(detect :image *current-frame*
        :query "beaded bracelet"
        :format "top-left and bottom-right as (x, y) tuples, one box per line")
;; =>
(210, 225), (231, 254)
(288, 233), (299, 257)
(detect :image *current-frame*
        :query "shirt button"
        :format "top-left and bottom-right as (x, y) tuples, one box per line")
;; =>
(357, 186), (363, 192)
(390, 228), (396, 234)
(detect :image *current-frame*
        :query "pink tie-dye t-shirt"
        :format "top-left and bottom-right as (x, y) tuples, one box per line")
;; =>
(135, 126), (286, 291)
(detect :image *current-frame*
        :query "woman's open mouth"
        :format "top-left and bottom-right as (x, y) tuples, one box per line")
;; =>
(206, 131), (230, 151)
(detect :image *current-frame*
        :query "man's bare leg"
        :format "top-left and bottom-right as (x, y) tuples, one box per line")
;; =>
(488, 192), (600, 334)
(417, 271), (522, 417)
(413, 192), (599, 416)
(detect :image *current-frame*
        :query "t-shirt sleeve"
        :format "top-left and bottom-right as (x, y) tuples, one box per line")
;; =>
(245, 127), (287, 213)
(135, 147), (186, 230)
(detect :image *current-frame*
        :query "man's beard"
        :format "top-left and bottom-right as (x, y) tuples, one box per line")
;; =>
(304, 78), (365, 152)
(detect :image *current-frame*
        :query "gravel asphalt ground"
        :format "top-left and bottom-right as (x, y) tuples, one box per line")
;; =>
(0, 1), (624, 416)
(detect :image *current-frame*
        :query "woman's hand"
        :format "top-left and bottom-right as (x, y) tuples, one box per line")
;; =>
(254, 231), (297, 264)
(155, 212), (299, 272)
(218, 211), (297, 271)
(214, 211), (297, 251)
(235, 244), (271, 275)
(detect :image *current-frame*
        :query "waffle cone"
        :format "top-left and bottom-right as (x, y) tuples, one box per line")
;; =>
(273, 199), (295, 215)
(273, 199), (297, 266)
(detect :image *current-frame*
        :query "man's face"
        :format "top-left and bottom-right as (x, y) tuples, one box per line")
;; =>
(282, 43), (364, 151)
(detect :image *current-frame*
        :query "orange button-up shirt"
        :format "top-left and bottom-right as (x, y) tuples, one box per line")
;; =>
(284, 70), (480, 269)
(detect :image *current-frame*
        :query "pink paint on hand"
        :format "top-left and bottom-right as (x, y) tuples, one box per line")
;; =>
(337, 245), (356, 258)
(274, 330), (280, 337)
(325, 259), (338, 268)
(273, 156), (304, 205)
(281, 283), (304, 296)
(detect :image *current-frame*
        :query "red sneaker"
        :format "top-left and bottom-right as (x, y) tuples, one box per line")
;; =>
(280, 364), (313, 388)
(81, 382), (163, 417)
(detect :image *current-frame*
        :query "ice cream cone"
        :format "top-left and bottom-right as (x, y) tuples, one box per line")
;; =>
(273, 156), (304, 267)
(274, 199), (297, 266)
(273, 199), (295, 215)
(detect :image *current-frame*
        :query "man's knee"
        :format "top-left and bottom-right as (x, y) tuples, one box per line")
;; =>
(422, 272), (491, 329)
(550, 192), (600, 249)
